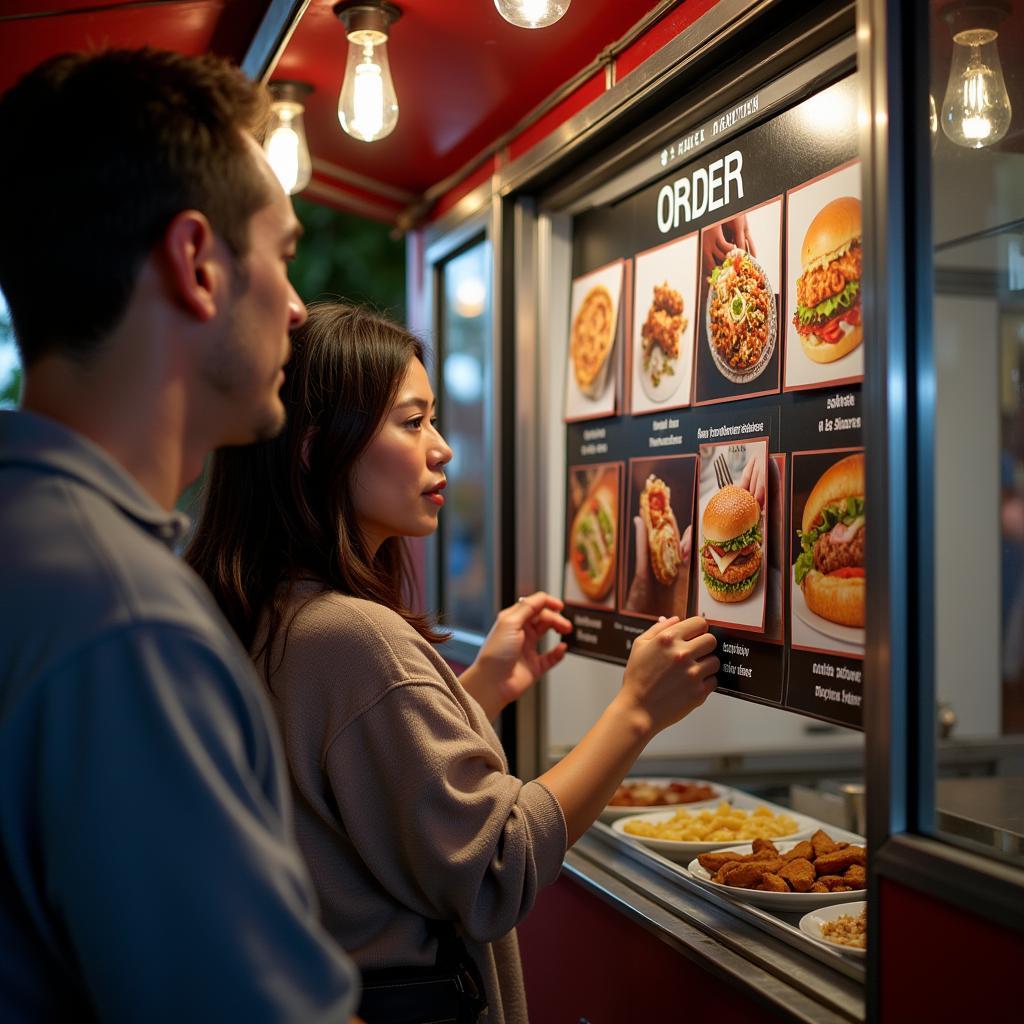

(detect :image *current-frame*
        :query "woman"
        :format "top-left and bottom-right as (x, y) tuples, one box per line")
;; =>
(187, 303), (718, 1023)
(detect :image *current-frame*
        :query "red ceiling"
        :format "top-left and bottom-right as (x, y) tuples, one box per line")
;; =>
(275, 1), (664, 199)
(0, 0), (668, 219)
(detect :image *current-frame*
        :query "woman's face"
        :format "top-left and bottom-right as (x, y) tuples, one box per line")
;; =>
(350, 357), (453, 555)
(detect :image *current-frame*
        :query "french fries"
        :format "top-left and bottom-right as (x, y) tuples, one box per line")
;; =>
(622, 803), (799, 843)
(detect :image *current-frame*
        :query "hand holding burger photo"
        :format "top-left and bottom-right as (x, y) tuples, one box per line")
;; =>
(792, 196), (862, 364)
(701, 485), (763, 603)
(794, 453), (865, 628)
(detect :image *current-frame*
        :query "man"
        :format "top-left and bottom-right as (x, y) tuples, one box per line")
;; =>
(0, 49), (359, 1021)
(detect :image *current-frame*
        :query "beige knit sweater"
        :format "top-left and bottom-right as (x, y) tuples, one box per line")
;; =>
(258, 585), (567, 1023)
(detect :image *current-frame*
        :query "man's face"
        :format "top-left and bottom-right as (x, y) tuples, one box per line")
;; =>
(204, 140), (306, 445)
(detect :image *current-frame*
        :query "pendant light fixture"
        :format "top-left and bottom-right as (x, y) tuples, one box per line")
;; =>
(334, 1), (401, 143)
(494, 0), (570, 29)
(940, 2), (1013, 149)
(264, 81), (313, 194)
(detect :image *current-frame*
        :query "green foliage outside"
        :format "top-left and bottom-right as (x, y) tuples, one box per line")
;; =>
(290, 196), (406, 321)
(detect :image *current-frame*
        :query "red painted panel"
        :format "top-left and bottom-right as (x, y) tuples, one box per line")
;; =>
(506, 70), (607, 164)
(616, 0), (720, 80)
(429, 155), (498, 223)
(0, 2), (262, 100)
(878, 877), (1024, 1017)
(519, 875), (783, 1023)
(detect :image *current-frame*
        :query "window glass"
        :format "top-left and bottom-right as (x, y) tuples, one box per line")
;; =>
(930, 0), (1024, 865)
(438, 240), (492, 634)
(0, 289), (20, 408)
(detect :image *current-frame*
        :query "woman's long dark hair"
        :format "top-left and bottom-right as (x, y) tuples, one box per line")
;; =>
(186, 302), (448, 683)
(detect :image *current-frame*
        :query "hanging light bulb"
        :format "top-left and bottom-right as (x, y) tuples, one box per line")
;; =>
(494, 0), (570, 28)
(334, 2), (401, 143)
(940, 3), (1013, 149)
(264, 82), (313, 194)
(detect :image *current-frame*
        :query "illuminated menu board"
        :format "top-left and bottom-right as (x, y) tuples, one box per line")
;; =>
(561, 75), (865, 730)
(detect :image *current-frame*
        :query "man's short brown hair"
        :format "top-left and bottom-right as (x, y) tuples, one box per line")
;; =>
(0, 48), (272, 366)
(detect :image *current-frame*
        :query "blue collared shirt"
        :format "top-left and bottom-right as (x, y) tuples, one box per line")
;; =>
(0, 410), (358, 1022)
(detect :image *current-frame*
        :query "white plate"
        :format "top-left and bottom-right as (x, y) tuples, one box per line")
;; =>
(600, 778), (729, 824)
(799, 901), (867, 956)
(704, 250), (777, 385)
(791, 566), (865, 648)
(611, 807), (817, 862)
(638, 344), (682, 405)
(686, 839), (867, 909)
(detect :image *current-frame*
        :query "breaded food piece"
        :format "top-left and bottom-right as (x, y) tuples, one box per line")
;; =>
(751, 838), (780, 857)
(714, 861), (744, 883)
(699, 851), (748, 873)
(811, 829), (840, 858)
(810, 882), (830, 893)
(816, 875), (847, 891)
(814, 846), (867, 876)
(653, 281), (684, 317)
(781, 840), (814, 863)
(778, 858), (816, 893)
(844, 865), (866, 889)
(832, 885), (853, 893)
(720, 858), (782, 889)
(756, 873), (790, 892)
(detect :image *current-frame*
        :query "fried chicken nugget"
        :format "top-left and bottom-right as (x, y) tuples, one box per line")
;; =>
(810, 829), (840, 858)
(713, 860), (744, 883)
(720, 858), (783, 889)
(844, 864), (866, 889)
(756, 873), (790, 892)
(816, 875), (847, 891)
(810, 882), (830, 894)
(751, 838), (780, 857)
(699, 851), (747, 873)
(814, 846), (867, 876)
(781, 840), (814, 863)
(778, 857), (816, 893)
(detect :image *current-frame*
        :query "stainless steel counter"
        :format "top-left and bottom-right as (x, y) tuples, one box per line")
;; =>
(566, 824), (865, 1024)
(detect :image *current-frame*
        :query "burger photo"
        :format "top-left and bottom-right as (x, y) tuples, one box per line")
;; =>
(792, 196), (862, 364)
(701, 485), (763, 603)
(794, 453), (865, 628)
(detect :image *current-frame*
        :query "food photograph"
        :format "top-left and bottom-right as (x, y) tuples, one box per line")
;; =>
(564, 260), (626, 421)
(694, 198), (783, 405)
(630, 232), (699, 414)
(784, 161), (864, 390)
(790, 450), (866, 655)
(687, 828), (867, 909)
(563, 463), (622, 610)
(612, 801), (817, 862)
(621, 455), (697, 621)
(599, 778), (727, 823)
(696, 440), (769, 631)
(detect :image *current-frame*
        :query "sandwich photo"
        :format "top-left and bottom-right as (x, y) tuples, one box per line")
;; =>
(701, 484), (763, 603)
(792, 196), (862, 364)
(639, 474), (681, 585)
(794, 453), (865, 627)
(569, 470), (618, 602)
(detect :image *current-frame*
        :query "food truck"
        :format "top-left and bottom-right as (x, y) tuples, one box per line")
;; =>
(4, 0), (1022, 1018)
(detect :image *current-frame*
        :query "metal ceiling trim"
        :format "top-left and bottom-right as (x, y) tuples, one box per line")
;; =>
(417, 0), (771, 237)
(399, 0), (683, 230)
(311, 157), (417, 204)
(495, 0), (777, 198)
(303, 176), (405, 220)
(240, 0), (312, 82)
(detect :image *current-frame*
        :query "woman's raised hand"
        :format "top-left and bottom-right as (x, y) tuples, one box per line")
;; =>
(619, 615), (719, 736)
(459, 591), (572, 719)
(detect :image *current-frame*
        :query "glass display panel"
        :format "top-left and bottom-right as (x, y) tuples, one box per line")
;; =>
(929, 0), (1024, 866)
(438, 240), (492, 635)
